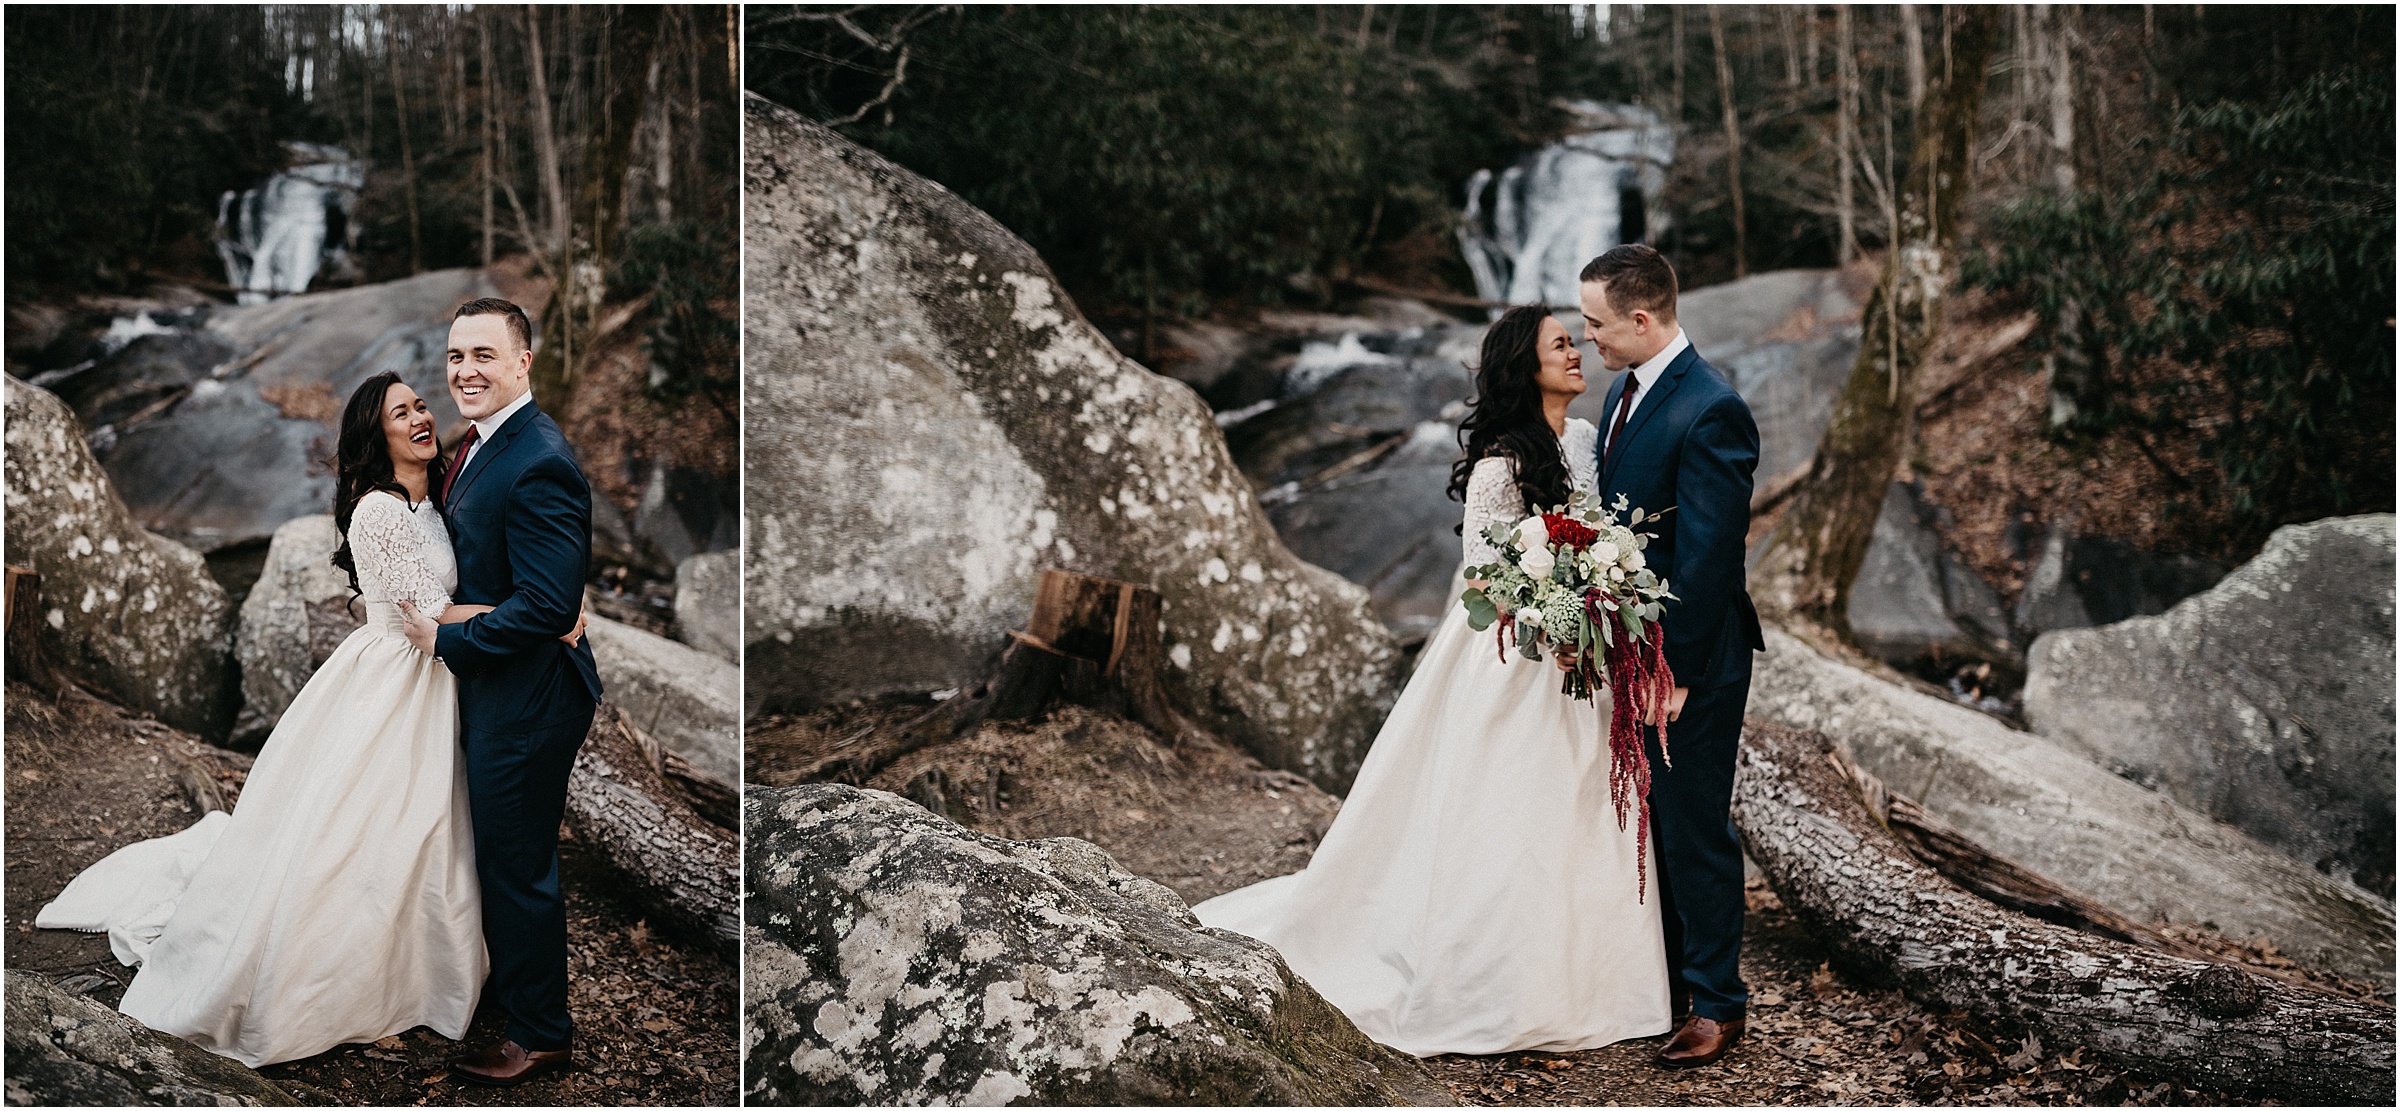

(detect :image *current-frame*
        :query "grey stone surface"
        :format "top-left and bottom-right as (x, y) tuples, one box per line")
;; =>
(71, 269), (503, 553)
(741, 94), (1400, 792)
(587, 614), (740, 787)
(4, 970), (303, 1106)
(1847, 483), (2016, 669)
(1749, 628), (2394, 987)
(4, 377), (235, 738)
(2024, 515), (2396, 898)
(673, 550), (740, 664)
(230, 514), (363, 747)
(742, 784), (1456, 1106)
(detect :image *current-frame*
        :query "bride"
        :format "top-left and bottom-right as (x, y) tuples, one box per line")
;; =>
(37, 370), (579, 1068)
(1193, 305), (1671, 1057)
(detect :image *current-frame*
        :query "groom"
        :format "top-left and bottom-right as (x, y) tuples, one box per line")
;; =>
(401, 296), (603, 1086)
(1577, 245), (1765, 1068)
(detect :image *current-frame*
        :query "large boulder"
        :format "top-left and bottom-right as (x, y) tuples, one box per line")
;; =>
(1749, 628), (2394, 987)
(229, 514), (363, 747)
(673, 550), (740, 664)
(1845, 482), (2015, 670)
(3, 377), (234, 737)
(586, 615), (740, 787)
(5, 970), (304, 1106)
(743, 784), (1455, 1106)
(2024, 515), (2396, 898)
(56, 268), (504, 553)
(741, 94), (1401, 792)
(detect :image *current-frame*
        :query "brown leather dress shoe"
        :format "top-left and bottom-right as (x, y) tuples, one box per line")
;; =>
(452, 1039), (573, 1087)
(1655, 1014), (1745, 1069)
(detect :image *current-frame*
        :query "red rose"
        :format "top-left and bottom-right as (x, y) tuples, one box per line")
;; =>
(1543, 513), (1599, 551)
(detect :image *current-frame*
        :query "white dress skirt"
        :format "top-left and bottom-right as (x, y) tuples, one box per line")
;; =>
(37, 492), (486, 1067)
(1194, 418), (1672, 1057)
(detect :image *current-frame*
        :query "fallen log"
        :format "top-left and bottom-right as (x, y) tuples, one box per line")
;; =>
(1733, 717), (2395, 1103)
(566, 702), (738, 955)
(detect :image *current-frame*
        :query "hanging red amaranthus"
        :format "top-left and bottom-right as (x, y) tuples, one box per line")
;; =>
(1589, 592), (1674, 902)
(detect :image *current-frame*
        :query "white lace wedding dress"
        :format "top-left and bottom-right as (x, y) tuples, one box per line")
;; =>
(1193, 417), (1672, 1057)
(37, 491), (486, 1067)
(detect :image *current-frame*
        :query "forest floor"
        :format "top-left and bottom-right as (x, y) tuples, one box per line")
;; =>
(749, 700), (2267, 1107)
(4, 680), (737, 1107)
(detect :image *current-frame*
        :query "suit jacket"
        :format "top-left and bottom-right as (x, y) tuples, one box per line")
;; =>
(435, 399), (604, 731)
(1595, 344), (1767, 691)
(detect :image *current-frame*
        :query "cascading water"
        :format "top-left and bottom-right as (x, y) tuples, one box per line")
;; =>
(216, 141), (363, 305)
(1460, 101), (1675, 312)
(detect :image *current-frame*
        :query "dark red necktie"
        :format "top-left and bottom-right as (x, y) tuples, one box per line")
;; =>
(442, 425), (480, 504)
(1604, 377), (1639, 470)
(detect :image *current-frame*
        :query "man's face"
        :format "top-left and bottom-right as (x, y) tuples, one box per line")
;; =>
(1578, 279), (1662, 372)
(446, 313), (531, 421)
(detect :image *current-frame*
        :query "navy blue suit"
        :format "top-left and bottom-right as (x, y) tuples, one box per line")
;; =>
(436, 398), (602, 1052)
(1595, 342), (1765, 1023)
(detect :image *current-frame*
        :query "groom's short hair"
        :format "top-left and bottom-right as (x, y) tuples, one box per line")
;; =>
(1580, 244), (1678, 320)
(454, 297), (534, 355)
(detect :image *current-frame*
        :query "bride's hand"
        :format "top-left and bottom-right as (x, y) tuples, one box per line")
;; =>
(394, 600), (439, 655)
(560, 606), (588, 647)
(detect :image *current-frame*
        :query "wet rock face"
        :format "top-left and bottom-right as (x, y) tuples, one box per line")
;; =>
(1751, 628), (2395, 988)
(230, 514), (363, 748)
(51, 268), (501, 553)
(4, 970), (302, 1106)
(1846, 482), (2015, 672)
(2025, 515), (2397, 899)
(742, 784), (1455, 1107)
(4, 378), (234, 738)
(741, 94), (1400, 792)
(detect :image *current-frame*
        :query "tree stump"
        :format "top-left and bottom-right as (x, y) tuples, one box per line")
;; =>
(5, 566), (62, 692)
(1734, 717), (2395, 1102)
(565, 703), (738, 954)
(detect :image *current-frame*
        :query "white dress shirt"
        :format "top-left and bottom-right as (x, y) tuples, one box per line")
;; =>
(1603, 327), (1689, 454)
(456, 389), (533, 476)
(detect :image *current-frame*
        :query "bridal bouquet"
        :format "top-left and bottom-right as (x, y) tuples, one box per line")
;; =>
(1460, 490), (1678, 896)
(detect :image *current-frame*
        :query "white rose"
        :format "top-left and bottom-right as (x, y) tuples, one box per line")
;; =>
(1622, 548), (1645, 572)
(1590, 540), (1620, 565)
(1510, 516), (1549, 552)
(1518, 606), (1546, 630)
(1519, 544), (1557, 578)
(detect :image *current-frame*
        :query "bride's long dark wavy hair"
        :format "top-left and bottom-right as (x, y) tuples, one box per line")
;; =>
(329, 371), (446, 596)
(1447, 304), (1572, 531)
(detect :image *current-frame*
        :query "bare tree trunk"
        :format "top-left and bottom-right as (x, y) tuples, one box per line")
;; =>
(392, 26), (423, 275)
(566, 703), (738, 954)
(1353, 3), (1375, 51)
(1750, 6), (2001, 632)
(1836, 5), (1857, 265)
(523, 5), (568, 258)
(1901, 3), (1927, 111)
(480, 10), (494, 267)
(2046, 4), (2076, 190)
(1734, 719), (2395, 1104)
(1778, 6), (1801, 87)
(1709, 6), (1746, 278)
(533, 4), (664, 406)
(1670, 7), (1686, 126)
(1803, 4), (1819, 87)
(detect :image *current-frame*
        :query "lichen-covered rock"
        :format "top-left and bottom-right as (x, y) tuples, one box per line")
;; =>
(229, 514), (362, 747)
(4, 377), (234, 738)
(4, 970), (303, 1106)
(673, 550), (740, 664)
(741, 95), (1401, 791)
(1750, 628), (2394, 987)
(587, 615), (740, 787)
(2025, 515), (2396, 898)
(742, 784), (1454, 1106)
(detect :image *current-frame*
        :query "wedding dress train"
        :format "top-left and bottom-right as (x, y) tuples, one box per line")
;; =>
(1193, 417), (1672, 1057)
(37, 491), (486, 1067)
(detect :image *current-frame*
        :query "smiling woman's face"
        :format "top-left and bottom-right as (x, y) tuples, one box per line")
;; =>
(1533, 314), (1586, 399)
(381, 382), (437, 468)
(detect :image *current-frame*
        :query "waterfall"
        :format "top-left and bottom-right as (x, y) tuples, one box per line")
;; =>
(217, 141), (363, 305)
(1460, 101), (1675, 312)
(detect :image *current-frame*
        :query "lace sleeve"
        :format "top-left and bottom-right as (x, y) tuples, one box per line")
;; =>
(1461, 455), (1526, 567)
(350, 493), (452, 614)
(1562, 417), (1600, 493)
